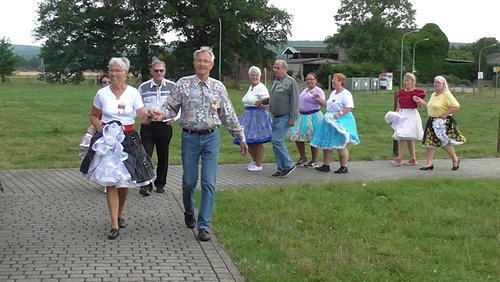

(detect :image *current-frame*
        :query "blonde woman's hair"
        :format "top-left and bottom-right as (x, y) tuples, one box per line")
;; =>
(434, 75), (450, 92)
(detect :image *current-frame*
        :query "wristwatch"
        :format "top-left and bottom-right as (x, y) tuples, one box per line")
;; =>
(339, 111), (343, 116)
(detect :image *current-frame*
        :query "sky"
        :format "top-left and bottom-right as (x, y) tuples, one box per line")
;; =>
(1, 0), (498, 46)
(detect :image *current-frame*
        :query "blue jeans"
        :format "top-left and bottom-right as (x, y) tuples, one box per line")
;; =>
(181, 129), (220, 230)
(272, 115), (294, 172)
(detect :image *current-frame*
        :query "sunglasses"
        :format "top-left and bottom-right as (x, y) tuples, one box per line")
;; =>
(153, 69), (165, 73)
(101, 81), (111, 85)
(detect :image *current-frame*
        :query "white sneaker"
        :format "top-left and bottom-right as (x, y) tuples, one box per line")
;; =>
(247, 161), (256, 169)
(248, 164), (263, 171)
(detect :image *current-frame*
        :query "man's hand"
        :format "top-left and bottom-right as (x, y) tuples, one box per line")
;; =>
(148, 109), (164, 121)
(240, 142), (249, 156)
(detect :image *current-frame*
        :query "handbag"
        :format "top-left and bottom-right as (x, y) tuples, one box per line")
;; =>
(79, 125), (97, 159)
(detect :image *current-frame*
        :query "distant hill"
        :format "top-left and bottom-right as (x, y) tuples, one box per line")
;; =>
(13, 45), (40, 60)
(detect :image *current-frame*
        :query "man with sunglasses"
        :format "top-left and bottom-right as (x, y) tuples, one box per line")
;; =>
(138, 59), (178, 196)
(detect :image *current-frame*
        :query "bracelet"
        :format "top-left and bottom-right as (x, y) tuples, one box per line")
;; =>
(339, 111), (343, 116)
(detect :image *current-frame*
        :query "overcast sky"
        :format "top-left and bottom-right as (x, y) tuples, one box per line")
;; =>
(1, 0), (498, 46)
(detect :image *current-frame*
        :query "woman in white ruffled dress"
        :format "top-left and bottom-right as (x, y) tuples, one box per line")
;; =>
(413, 75), (466, 171)
(80, 57), (155, 239)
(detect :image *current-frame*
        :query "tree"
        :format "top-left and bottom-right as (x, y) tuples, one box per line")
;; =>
(164, 0), (292, 79)
(33, 0), (292, 82)
(0, 37), (17, 83)
(325, 0), (417, 74)
(408, 23), (449, 83)
(34, 0), (172, 83)
(472, 37), (500, 80)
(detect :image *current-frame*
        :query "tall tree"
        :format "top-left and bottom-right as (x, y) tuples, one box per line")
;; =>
(33, 0), (291, 82)
(165, 0), (292, 79)
(472, 37), (500, 80)
(0, 37), (17, 83)
(34, 0), (171, 82)
(408, 23), (449, 83)
(325, 0), (417, 73)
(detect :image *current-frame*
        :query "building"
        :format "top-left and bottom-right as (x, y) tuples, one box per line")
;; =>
(235, 41), (347, 82)
(280, 41), (347, 80)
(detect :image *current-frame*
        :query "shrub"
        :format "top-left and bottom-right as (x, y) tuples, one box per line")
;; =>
(460, 79), (472, 86)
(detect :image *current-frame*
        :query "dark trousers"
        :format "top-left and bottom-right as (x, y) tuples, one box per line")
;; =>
(140, 122), (173, 188)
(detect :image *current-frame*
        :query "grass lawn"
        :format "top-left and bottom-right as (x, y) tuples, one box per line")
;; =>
(1, 82), (499, 169)
(214, 179), (500, 281)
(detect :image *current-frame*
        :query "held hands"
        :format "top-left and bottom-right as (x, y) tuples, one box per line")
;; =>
(148, 109), (164, 121)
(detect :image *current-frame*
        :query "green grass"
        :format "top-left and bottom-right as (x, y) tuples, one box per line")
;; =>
(1, 79), (499, 281)
(214, 179), (500, 281)
(1, 81), (499, 169)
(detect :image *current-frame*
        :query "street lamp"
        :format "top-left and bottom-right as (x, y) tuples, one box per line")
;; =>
(399, 29), (420, 90)
(412, 38), (429, 73)
(478, 43), (497, 80)
(218, 17), (222, 81)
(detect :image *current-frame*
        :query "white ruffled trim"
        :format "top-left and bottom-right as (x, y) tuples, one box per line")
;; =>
(432, 118), (464, 147)
(86, 123), (133, 187)
(324, 112), (350, 148)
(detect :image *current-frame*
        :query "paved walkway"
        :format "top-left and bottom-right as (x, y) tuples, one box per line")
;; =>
(1, 158), (499, 281)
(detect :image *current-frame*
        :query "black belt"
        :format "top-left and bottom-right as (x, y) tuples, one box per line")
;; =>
(182, 127), (217, 135)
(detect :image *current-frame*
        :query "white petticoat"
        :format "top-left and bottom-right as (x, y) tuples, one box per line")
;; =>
(385, 109), (423, 140)
(85, 123), (134, 187)
(432, 118), (464, 146)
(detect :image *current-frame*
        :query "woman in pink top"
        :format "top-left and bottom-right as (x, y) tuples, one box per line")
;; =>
(390, 73), (426, 167)
(288, 73), (324, 168)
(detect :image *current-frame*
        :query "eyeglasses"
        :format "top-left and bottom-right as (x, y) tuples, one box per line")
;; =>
(272, 66), (282, 70)
(109, 69), (125, 73)
(153, 69), (165, 73)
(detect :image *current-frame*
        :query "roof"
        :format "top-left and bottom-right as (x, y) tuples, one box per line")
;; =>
(286, 58), (344, 65)
(283, 46), (329, 55)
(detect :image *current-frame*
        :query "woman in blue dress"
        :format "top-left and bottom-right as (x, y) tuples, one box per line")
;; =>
(311, 73), (360, 173)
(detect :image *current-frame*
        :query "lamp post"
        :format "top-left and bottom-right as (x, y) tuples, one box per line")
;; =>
(218, 17), (222, 81)
(412, 37), (429, 73)
(399, 29), (419, 90)
(395, 29), (419, 157)
(478, 43), (497, 80)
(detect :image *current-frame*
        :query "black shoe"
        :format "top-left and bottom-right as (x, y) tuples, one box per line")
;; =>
(334, 166), (348, 173)
(197, 229), (211, 241)
(118, 218), (125, 229)
(315, 164), (331, 172)
(279, 166), (296, 177)
(108, 228), (119, 240)
(156, 187), (165, 193)
(419, 165), (434, 171)
(295, 158), (308, 165)
(139, 185), (151, 196)
(271, 171), (282, 177)
(184, 212), (196, 229)
(451, 158), (460, 171)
